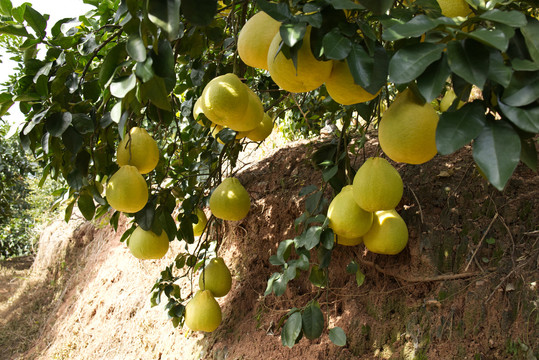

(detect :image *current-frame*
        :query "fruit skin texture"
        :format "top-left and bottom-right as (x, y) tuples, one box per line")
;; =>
(335, 234), (363, 246)
(325, 60), (380, 105)
(199, 73), (250, 128)
(327, 185), (373, 239)
(106, 165), (148, 213)
(192, 208), (208, 237)
(209, 177), (250, 221)
(437, 0), (472, 18)
(117, 127), (159, 174)
(352, 157), (403, 212)
(128, 227), (169, 260)
(245, 112), (273, 142)
(237, 11), (281, 70)
(379, 88), (439, 165)
(267, 27), (333, 93)
(199, 257), (232, 297)
(184, 290), (222, 332)
(228, 85), (264, 132)
(363, 209), (408, 255)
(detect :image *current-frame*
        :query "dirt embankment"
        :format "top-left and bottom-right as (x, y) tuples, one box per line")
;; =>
(1, 138), (538, 360)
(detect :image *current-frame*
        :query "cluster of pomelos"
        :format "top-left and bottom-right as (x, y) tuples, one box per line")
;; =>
(328, 157), (408, 255)
(184, 256), (233, 332)
(237, 11), (380, 105)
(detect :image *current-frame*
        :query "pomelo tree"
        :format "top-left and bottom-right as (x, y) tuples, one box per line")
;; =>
(0, 0), (537, 347)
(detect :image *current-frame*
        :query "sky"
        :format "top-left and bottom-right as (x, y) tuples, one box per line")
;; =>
(1, 0), (93, 131)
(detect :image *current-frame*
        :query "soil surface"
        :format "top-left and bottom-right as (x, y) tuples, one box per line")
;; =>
(1, 136), (538, 360)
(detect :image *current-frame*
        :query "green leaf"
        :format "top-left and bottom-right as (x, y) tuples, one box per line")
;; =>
(256, 0), (292, 22)
(465, 28), (509, 52)
(329, 327), (347, 346)
(520, 138), (538, 172)
(472, 119), (521, 191)
(501, 71), (539, 107)
(127, 33), (147, 62)
(355, 269), (365, 287)
(140, 76), (171, 111)
(281, 312), (302, 348)
(295, 226), (322, 250)
(354, 0), (395, 14)
(521, 17), (539, 64)
(389, 43), (445, 84)
(302, 303), (324, 340)
(478, 9), (527, 27)
(322, 165), (339, 182)
(151, 40), (176, 92)
(322, 28), (352, 60)
(320, 228), (334, 250)
(23, 5), (47, 38)
(487, 51), (512, 87)
(383, 15), (439, 41)
(148, 0), (181, 40)
(72, 113), (95, 134)
(511, 59), (539, 72)
(346, 261), (358, 274)
(62, 126), (83, 155)
(276, 239), (295, 264)
(98, 43), (127, 87)
(46, 112), (72, 137)
(181, 0), (217, 27)
(328, 0), (365, 10)
(417, 55), (451, 102)
(78, 193), (96, 220)
(299, 185), (318, 197)
(436, 101), (486, 155)
(347, 43), (387, 94)
(309, 265), (327, 288)
(135, 202), (155, 230)
(65, 199), (75, 223)
(279, 22), (306, 48)
(0, 0), (13, 16)
(135, 57), (155, 83)
(498, 100), (539, 133)
(447, 39), (490, 89)
(110, 74), (137, 98)
(0, 24), (29, 37)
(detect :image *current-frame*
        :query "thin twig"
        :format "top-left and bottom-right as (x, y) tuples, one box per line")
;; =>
(408, 185), (424, 224)
(464, 213), (498, 272)
(359, 259), (480, 282)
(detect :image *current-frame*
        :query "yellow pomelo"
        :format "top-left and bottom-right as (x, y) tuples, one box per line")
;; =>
(327, 185), (373, 239)
(238, 11), (281, 70)
(267, 27), (333, 93)
(325, 60), (380, 105)
(379, 88), (439, 164)
(439, 88), (466, 112)
(192, 208), (208, 237)
(106, 165), (148, 213)
(193, 97), (204, 120)
(227, 85), (263, 132)
(245, 112), (273, 142)
(200, 73), (249, 127)
(117, 127), (159, 174)
(199, 257), (232, 297)
(437, 0), (472, 18)
(209, 177), (250, 221)
(352, 157), (403, 212)
(363, 209), (408, 255)
(184, 290), (222, 332)
(128, 227), (169, 260)
(335, 233), (363, 246)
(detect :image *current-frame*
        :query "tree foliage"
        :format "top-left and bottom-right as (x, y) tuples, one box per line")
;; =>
(0, 0), (537, 346)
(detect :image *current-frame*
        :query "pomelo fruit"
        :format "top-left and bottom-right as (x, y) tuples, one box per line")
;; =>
(209, 177), (250, 221)
(325, 60), (380, 105)
(352, 157), (403, 212)
(192, 208), (208, 237)
(184, 290), (222, 332)
(327, 185), (373, 239)
(106, 165), (148, 213)
(128, 227), (169, 260)
(237, 11), (281, 70)
(199, 257), (232, 297)
(363, 209), (408, 255)
(117, 127), (159, 174)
